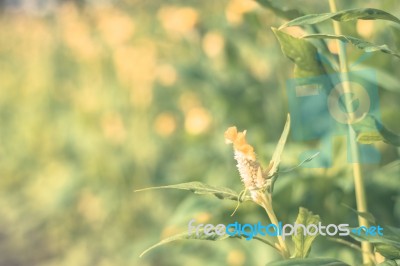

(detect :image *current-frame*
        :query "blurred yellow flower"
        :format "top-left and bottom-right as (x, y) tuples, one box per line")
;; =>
(184, 107), (212, 135)
(58, 3), (99, 60)
(357, 20), (374, 38)
(227, 249), (246, 266)
(96, 8), (136, 47)
(202, 31), (225, 58)
(156, 64), (178, 86)
(154, 112), (176, 137)
(226, 0), (258, 25)
(101, 112), (127, 144)
(77, 190), (105, 225)
(157, 6), (198, 35)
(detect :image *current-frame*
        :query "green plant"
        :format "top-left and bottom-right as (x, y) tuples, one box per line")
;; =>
(137, 115), (325, 261)
(137, 1), (400, 265)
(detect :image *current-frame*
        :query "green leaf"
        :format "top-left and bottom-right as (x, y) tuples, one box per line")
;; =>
(268, 258), (349, 266)
(356, 131), (384, 144)
(351, 114), (400, 146)
(353, 68), (400, 94)
(280, 8), (400, 29)
(378, 120), (400, 147)
(302, 34), (400, 59)
(139, 229), (229, 257)
(255, 0), (303, 20)
(267, 114), (292, 193)
(268, 114), (291, 176)
(375, 243), (400, 260)
(272, 28), (326, 78)
(342, 204), (376, 224)
(292, 207), (321, 258)
(350, 226), (400, 259)
(377, 260), (399, 266)
(135, 182), (241, 201)
(140, 229), (277, 257)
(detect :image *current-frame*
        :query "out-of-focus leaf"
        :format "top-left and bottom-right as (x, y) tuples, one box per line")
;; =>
(139, 230), (229, 257)
(350, 226), (400, 259)
(377, 260), (399, 266)
(387, 226), (400, 238)
(135, 182), (241, 201)
(255, 0), (303, 20)
(272, 28), (326, 78)
(353, 68), (400, 93)
(352, 114), (400, 146)
(375, 243), (400, 260)
(140, 229), (277, 257)
(302, 34), (400, 59)
(342, 204), (376, 224)
(378, 120), (400, 147)
(356, 132), (383, 144)
(280, 8), (400, 29)
(292, 207), (321, 258)
(268, 258), (349, 266)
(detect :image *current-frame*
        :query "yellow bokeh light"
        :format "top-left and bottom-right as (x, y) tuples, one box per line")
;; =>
(156, 64), (178, 86)
(112, 41), (157, 108)
(194, 212), (212, 223)
(357, 20), (374, 39)
(226, 0), (258, 25)
(96, 8), (136, 47)
(202, 31), (225, 58)
(328, 40), (339, 55)
(77, 190), (106, 225)
(154, 112), (177, 137)
(101, 112), (127, 144)
(157, 6), (199, 35)
(184, 107), (212, 135)
(227, 249), (246, 266)
(58, 3), (99, 60)
(179, 91), (201, 112)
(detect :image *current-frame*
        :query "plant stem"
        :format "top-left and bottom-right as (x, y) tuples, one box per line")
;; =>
(259, 193), (290, 259)
(327, 237), (376, 264)
(328, 0), (373, 264)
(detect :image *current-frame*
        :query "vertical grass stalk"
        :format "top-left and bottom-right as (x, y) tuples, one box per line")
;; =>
(328, 0), (373, 264)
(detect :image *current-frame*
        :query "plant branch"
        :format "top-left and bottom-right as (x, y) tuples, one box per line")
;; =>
(259, 193), (290, 259)
(328, 0), (373, 264)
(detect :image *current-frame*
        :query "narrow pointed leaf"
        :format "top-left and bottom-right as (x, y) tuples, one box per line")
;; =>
(377, 260), (398, 266)
(302, 34), (400, 59)
(268, 258), (349, 266)
(139, 230), (230, 257)
(255, 0), (303, 20)
(140, 229), (276, 257)
(280, 8), (400, 29)
(350, 226), (400, 259)
(135, 182), (240, 201)
(268, 114), (291, 176)
(342, 204), (376, 224)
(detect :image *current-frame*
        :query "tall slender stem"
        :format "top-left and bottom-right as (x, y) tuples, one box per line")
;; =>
(328, 0), (372, 264)
(259, 194), (290, 259)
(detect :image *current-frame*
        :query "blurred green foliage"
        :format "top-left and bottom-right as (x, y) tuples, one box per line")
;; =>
(0, 0), (399, 265)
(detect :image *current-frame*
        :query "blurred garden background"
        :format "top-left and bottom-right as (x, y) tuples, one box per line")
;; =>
(0, 0), (399, 265)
